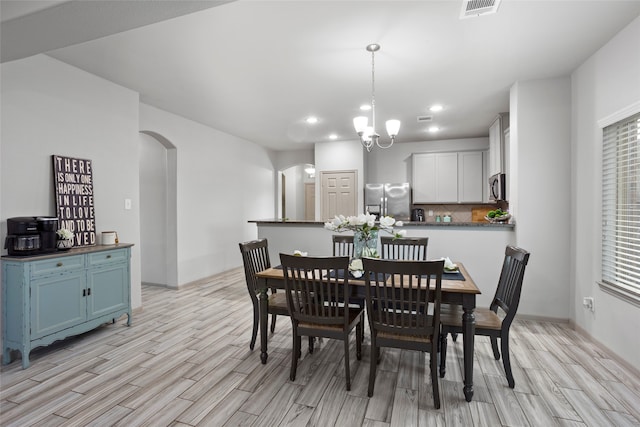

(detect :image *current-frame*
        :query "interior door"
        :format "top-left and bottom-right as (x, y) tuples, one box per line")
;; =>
(320, 170), (357, 221)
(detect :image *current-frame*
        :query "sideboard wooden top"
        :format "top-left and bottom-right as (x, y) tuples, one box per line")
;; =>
(1, 243), (134, 262)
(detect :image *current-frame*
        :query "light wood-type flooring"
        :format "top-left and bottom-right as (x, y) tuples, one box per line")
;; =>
(1, 267), (639, 426)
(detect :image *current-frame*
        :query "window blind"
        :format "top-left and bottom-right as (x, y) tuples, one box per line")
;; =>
(602, 112), (640, 304)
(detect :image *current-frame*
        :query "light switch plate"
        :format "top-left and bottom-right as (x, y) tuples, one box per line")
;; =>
(124, 199), (132, 210)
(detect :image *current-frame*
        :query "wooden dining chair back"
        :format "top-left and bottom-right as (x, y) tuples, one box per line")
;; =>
(380, 236), (429, 260)
(332, 234), (354, 258)
(439, 245), (530, 388)
(238, 239), (288, 350)
(280, 254), (364, 390)
(362, 257), (444, 409)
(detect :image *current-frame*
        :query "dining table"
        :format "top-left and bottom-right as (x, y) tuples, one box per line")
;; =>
(255, 261), (481, 402)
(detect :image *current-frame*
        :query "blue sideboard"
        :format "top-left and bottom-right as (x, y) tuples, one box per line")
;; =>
(2, 244), (133, 368)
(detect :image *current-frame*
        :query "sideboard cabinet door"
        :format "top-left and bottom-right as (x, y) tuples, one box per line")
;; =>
(31, 270), (86, 339)
(87, 261), (129, 319)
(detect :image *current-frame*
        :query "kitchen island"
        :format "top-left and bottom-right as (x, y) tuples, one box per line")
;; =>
(249, 219), (514, 308)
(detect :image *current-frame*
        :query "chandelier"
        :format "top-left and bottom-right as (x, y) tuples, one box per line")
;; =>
(353, 44), (400, 151)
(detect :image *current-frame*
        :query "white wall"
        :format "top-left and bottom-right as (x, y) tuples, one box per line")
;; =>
(571, 16), (640, 370)
(139, 104), (275, 285)
(1, 55), (143, 309)
(282, 164), (303, 220)
(510, 77), (572, 320)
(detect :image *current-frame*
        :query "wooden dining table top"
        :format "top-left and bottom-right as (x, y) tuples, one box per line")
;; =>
(256, 261), (481, 295)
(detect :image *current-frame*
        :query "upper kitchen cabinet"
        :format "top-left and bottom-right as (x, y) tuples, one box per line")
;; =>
(489, 113), (510, 176)
(413, 151), (485, 203)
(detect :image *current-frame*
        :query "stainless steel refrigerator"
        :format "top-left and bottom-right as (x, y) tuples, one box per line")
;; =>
(364, 183), (411, 221)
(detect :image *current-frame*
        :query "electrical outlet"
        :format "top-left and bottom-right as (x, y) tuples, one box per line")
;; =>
(428, 210), (434, 217)
(583, 297), (595, 312)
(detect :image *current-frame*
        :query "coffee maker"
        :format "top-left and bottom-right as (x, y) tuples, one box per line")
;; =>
(5, 216), (58, 256)
(411, 208), (425, 222)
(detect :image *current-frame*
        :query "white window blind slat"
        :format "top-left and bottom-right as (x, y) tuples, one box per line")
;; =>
(601, 112), (640, 305)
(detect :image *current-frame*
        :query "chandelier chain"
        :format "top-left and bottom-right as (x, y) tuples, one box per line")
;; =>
(371, 48), (376, 133)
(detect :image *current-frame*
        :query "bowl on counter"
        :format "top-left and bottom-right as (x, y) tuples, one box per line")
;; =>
(485, 213), (511, 223)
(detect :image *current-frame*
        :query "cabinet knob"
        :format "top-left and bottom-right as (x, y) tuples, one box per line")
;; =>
(56, 262), (63, 267)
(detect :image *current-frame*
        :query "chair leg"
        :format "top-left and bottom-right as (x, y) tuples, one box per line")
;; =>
(368, 340), (377, 397)
(490, 336), (500, 360)
(250, 301), (259, 350)
(500, 332), (515, 388)
(430, 350), (441, 409)
(344, 338), (351, 391)
(356, 321), (363, 360)
(270, 314), (277, 333)
(308, 336), (314, 354)
(291, 331), (300, 381)
(439, 331), (448, 378)
(451, 332), (458, 342)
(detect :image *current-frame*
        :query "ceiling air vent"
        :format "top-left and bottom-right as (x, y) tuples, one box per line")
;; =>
(460, 0), (501, 19)
(417, 115), (433, 123)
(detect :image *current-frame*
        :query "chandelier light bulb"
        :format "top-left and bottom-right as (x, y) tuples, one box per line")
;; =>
(353, 116), (368, 134)
(386, 119), (401, 137)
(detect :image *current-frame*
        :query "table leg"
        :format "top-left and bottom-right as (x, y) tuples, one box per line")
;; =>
(462, 297), (476, 402)
(259, 286), (269, 364)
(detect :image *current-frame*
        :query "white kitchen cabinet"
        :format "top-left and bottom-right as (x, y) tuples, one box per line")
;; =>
(413, 153), (457, 203)
(458, 151), (484, 203)
(489, 113), (509, 176)
(413, 151), (484, 203)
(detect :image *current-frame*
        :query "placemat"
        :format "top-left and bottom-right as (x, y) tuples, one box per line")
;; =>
(420, 271), (465, 281)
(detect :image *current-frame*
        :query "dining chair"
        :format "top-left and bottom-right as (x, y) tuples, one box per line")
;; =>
(362, 257), (444, 409)
(239, 239), (314, 353)
(332, 234), (365, 310)
(380, 236), (429, 260)
(280, 254), (364, 391)
(332, 234), (354, 258)
(439, 245), (530, 388)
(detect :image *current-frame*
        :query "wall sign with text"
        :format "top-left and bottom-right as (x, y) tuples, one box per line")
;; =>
(52, 155), (96, 246)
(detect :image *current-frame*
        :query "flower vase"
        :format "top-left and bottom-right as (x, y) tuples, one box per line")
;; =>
(57, 239), (73, 251)
(353, 229), (379, 260)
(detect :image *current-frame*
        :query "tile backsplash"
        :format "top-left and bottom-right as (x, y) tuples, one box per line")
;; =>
(412, 203), (509, 223)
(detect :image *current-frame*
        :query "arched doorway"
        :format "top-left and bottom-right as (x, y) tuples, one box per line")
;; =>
(139, 131), (178, 288)
(280, 163), (315, 220)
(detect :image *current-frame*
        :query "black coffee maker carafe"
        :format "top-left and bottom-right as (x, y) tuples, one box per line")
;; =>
(411, 208), (425, 222)
(5, 216), (58, 256)
(37, 217), (59, 253)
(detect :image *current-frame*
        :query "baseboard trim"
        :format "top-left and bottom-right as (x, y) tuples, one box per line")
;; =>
(516, 314), (569, 323)
(570, 320), (640, 379)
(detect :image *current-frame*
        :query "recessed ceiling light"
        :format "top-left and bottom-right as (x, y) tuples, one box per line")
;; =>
(428, 126), (439, 133)
(360, 104), (371, 111)
(329, 134), (338, 140)
(306, 116), (318, 124)
(430, 105), (443, 112)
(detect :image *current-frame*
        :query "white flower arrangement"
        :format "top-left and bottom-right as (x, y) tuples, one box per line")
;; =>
(323, 213), (406, 239)
(56, 228), (74, 240)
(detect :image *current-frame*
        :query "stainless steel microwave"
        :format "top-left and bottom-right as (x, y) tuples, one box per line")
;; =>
(489, 173), (506, 201)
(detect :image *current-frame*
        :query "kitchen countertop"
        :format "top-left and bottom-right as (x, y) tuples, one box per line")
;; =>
(249, 219), (514, 229)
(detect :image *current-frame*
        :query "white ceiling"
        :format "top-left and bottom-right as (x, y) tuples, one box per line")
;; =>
(3, 0), (640, 151)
